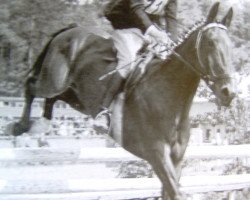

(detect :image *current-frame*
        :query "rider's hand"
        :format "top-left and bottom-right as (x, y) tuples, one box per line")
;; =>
(144, 25), (173, 45)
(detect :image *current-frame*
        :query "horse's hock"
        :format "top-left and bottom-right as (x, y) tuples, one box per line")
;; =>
(0, 145), (250, 200)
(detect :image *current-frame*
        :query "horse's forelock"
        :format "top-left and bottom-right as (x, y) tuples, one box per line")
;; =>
(211, 28), (233, 75)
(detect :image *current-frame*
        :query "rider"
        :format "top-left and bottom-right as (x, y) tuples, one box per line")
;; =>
(98, 0), (178, 121)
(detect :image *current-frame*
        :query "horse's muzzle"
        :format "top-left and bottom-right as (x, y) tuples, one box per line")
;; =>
(219, 86), (236, 107)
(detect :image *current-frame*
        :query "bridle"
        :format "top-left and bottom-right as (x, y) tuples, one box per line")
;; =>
(193, 22), (231, 85)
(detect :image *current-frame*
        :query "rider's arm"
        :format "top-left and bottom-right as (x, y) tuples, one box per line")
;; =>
(164, 0), (178, 40)
(129, 0), (153, 32)
(131, 0), (173, 44)
(104, 0), (153, 32)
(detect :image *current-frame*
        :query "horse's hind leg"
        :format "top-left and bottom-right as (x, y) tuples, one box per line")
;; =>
(43, 98), (57, 120)
(12, 78), (35, 136)
(27, 97), (58, 135)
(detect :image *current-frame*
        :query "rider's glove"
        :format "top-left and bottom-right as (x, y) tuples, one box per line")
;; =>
(144, 25), (173, 45)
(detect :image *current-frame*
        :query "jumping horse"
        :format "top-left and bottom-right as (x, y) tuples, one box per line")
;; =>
(10, 3), (236, 199)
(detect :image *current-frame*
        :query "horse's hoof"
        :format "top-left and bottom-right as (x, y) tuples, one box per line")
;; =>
(6, 122), (29, 136)
(28, 118), (51, 134)
(93, 112), (110, 134)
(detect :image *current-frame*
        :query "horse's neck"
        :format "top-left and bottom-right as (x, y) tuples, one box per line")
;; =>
(129, 31), (201, 114)
(171, 31), (201, 94)
(175, 31), (200, 70)
(150, 33), (201, 109)
(170, 31), (200, 82)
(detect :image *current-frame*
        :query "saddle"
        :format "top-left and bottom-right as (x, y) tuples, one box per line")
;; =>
(124, 41), (174, 94)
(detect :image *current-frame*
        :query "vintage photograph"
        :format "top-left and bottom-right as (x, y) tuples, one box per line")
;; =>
(0, 0), (249, 199)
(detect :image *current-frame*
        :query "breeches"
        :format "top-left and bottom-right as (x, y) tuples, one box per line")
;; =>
(112, 28), (144, 78)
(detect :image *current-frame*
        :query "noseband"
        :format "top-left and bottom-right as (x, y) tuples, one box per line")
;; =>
(195, 23), (231, 85)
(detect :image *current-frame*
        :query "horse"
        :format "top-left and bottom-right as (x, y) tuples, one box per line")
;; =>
(10, 2), (236, 199)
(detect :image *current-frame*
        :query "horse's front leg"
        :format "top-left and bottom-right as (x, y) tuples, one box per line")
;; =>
(146, 142), (182, 200)
(160, 115), (191, 200)
(31, 97), (57, 134)
(172, 115), (191, 180)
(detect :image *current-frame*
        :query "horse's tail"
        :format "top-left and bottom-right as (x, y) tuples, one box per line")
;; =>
(28, 23), (79, 80)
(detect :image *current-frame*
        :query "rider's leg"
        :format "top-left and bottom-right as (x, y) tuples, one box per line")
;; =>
(101, 28), (145, 109)
(95, 29), (144, 130)
(101, 73), (125, 109)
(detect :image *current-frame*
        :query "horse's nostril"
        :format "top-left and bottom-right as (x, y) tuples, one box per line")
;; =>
(221, 87), (230, 97)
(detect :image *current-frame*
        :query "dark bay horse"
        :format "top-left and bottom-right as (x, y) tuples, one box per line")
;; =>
(111, 4), (236, 199)
(10, 3), (236, 200)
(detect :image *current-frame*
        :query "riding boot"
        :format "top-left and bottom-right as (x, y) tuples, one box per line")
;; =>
(102, 73), (126, 109)
(94, 74), (125, 133)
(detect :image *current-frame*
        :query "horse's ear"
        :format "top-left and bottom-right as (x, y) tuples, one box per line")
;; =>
(206, 2), (220, 23)
(221, 7), (233, 27)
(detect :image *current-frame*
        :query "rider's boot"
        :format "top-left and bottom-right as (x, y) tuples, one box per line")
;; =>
(94, 73), (125, 133)
(103, 73), (125, 109)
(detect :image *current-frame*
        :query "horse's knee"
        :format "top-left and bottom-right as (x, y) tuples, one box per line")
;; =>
(171, 142), (181, 162)
(171, 137), (189, 163)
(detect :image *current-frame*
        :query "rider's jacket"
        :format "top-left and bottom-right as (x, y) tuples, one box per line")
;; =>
(104, 0), (177, 36)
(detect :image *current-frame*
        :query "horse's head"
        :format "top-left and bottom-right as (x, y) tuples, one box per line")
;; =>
(195, 2), (236, 106)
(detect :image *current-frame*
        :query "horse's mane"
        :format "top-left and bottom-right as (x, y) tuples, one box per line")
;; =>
(31, 23), (79, 77)
(164, 19), (206, 59)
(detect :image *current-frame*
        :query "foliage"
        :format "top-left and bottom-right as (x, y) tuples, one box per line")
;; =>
(223, 159), (250, 175)
(191, 96), (250, 143)
(117, 160), (154, 178)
